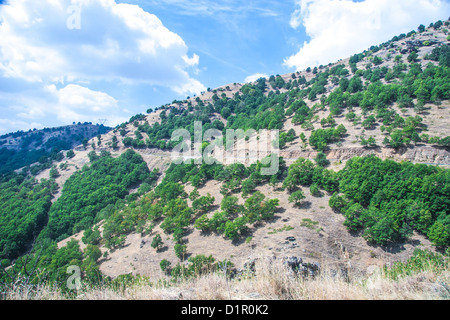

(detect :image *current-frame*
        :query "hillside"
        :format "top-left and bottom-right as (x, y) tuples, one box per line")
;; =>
(0, 123), (111, 175)
(1, 19), (450, 300)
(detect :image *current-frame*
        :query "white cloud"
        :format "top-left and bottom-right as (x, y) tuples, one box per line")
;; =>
(47, 84), (119, 121)
(0, 0), (205, 95)
(285, 0), (450, 71)
(172, 77), (206, 96)
(244, 73), (268, 83)
(183, 53), (200, 67)
(0, 119), (44, 135)
(9, 83), (120, 125)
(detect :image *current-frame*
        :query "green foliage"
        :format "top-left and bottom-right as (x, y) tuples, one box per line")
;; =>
(288, 189), (306, 207)
(192, 193), (215, 215)
(310, 183), (321, 197)
(360, 136), (377, 148)
(0, 175), (57, 260)
(151, 234), (163, 251)
(160, 259), (171, 274)
(408, 51), (418, 63)
(44, 150), (154, 241)
(160, 198), (193, 234)
(170, 254), (216, 280)
(3, 28), (450, 289)
(384, 249), (449, 280)
(174, 243), (187, 260)
(224, 217), (248, 241)
(221, 195), (242, 216)
(279, 129), (296, 148)
(361, 115), (377, 130)
(189, 188), (200, 201)
(0, 125), (108, 175)
(309, 126), (346, 151)
(49, 166), (60, 179)
(314, 152), (330, 167)
(427, 219), (450, 247)
(194, 214), (211, 233)
(283, 158), (315, 191)
(334, 156), (449, 247)
(244, 191), (279, 223)
(82, 225), (101, 246)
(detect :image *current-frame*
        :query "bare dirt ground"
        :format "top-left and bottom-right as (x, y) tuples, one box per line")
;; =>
(93, 178), (436, 280)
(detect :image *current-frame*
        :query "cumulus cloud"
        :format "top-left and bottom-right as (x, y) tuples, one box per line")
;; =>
(46, 84), (119, 122)
(6, 83), (121, 125)
(285, 0), (450, 71)
(0, 0), (205, 93)
(0, 0), (206, 133)
(0, 119), (44, 135)
(244, 73), (268, 83)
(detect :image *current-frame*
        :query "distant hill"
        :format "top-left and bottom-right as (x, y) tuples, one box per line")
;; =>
(0, 123), (111, 175)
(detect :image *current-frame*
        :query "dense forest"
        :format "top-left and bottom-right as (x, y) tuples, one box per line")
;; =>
(0, 175), (57, 261)
(283, 155), (450, 246)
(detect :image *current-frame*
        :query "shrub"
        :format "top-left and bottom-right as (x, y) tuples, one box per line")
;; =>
(151, 234), (163, 251)
(288, 189), (306, 207)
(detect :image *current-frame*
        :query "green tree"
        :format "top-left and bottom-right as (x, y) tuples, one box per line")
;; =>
(314, 152), (329, 167)
(288, 189), (306, 207)
(189, 188), (200, 201)
(49, 166), (60, 179)
(151, 234), (163, 251)
(310, 183), (321, 197)
(160, 259), (171, 274)
(221, 196), (241, 216)
(194, 214), (211, 232)
(428, 220), (450, 247)
(192, 194), (215, 215)
(408, 51), (418, 63)
(174, 243), (187, 260)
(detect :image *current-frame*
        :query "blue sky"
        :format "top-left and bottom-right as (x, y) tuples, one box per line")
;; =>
(0, 0), (449, 134)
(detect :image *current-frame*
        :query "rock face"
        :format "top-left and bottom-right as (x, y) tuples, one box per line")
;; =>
(402, 147), (450, 165)
(235, 256), (321, 279)
(280, 146), (450, 167)
(282, 256), (321, 278)
(406, 39), (441, 51)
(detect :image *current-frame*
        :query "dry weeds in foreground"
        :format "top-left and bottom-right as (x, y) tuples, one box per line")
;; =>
(2, 258), (449, 300)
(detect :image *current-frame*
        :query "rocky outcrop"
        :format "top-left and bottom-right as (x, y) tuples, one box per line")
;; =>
(282, 256), (321, 278)
(281, 146), (450, 167)
(401, 146), (450, 165)
(235, 256), (321, 279)
(405, 39), (441, 52)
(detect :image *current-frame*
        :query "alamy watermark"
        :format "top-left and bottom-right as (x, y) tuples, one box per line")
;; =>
(66, 4), (81, 30)
(170, 121), (280, 175)
(66, 265), (81, 290)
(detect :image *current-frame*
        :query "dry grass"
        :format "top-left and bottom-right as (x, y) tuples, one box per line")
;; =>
(2, 256), (448, 300)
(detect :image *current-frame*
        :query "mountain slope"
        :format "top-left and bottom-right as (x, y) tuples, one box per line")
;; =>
(1, 20), (450, 291)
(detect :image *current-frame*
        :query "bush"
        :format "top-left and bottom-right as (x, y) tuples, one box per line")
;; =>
(174, 243), (187, 260)
(160, 259), (171, 274)
(314, 152), (329, 167)
(310, 183), (321, 197)
(288, 189), (306, 207)
(151, 234), (163, 251)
